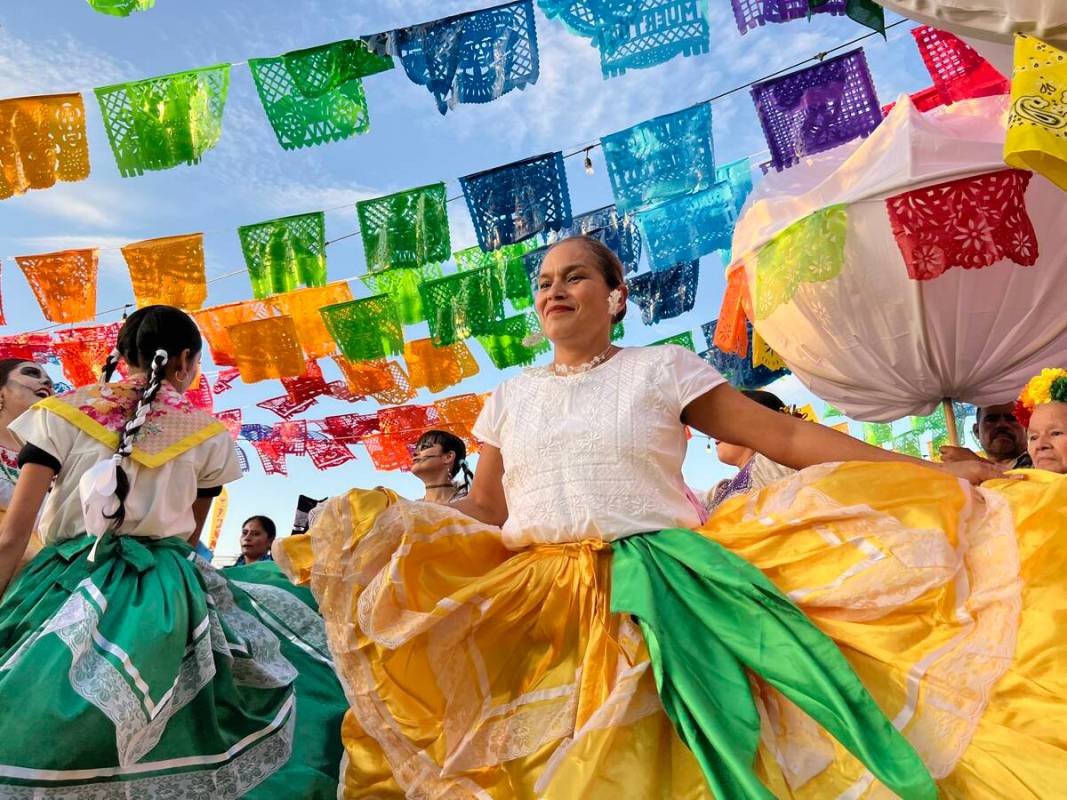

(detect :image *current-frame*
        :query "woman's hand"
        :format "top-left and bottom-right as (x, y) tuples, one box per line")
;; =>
(938, 459), (1009, 485)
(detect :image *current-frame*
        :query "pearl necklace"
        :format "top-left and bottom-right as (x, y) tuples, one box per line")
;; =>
(549, 345), (616, 377)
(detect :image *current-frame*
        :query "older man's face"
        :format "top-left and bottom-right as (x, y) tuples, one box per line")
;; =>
(975, 403), (1026, 461)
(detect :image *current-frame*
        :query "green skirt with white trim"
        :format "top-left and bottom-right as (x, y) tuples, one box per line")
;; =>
(0, 533), (346, 799)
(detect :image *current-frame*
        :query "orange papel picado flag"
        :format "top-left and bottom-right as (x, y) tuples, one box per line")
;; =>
(191, 299), (272, 367)
(403, 337), (480, 394)
(268, 282), (353, 360)
(15, 248), (98, 323)
(0, 93), (90, 200)
(207, 487), (228, 552)
(121, 233), (208, 310)
(228, 315), (305, 384)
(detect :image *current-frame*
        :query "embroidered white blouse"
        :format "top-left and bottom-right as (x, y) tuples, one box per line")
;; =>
(0, 444), (20, 511)
(472, 345), (725, 548)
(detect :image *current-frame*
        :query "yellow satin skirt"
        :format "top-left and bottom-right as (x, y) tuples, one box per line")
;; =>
(276, 464), (1067, 799)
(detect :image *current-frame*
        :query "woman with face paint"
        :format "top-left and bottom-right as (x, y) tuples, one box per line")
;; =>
(0, 359), (54, 582)
(0, 359), (54, 508)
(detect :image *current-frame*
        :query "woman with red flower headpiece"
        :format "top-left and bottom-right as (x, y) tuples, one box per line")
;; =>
(1016, 368), (1067, 473)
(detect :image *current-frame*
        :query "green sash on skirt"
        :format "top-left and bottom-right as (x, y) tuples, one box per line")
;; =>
(0, 533), (344, 799)
(610, 529), (937, 800)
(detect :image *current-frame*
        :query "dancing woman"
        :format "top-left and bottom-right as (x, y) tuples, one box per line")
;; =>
(0, 359), (54, 585)
(0, 306), (346, 798)
(411, 429), (475, 504)
(279, 237), (1066, 799)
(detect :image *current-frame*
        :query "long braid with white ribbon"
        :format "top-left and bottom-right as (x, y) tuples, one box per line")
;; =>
(115, 349), (167, 458)
(100, 347), (121, 383)
(80, 349), (169, 540)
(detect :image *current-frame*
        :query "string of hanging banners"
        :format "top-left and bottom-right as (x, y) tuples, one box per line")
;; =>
(0, 24), (993, 422)
(5, 7), (1064, 473)
(3, 17), (915, 337)
(4, 0), (899, 205)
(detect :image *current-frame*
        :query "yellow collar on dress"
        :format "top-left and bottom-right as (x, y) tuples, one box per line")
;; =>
(37, 376), (224, 468)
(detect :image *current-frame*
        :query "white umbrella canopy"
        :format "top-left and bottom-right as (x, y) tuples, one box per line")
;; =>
(725, 94), (1067, 422)
(874, 0), (1067, 46)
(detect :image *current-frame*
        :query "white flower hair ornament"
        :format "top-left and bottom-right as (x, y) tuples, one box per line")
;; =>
(607, 288), (624, 316)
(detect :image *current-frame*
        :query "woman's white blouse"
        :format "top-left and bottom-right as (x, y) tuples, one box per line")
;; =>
(473, 346), (725, 548)
(10, 408), (242, 545)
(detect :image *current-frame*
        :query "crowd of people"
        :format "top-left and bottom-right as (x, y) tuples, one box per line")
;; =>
(0, 235), (1063, 798)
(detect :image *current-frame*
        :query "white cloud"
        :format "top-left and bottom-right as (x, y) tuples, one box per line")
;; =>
(252, 180), (387, 214)
(15, 234), (123, 252)
(341, 0), (499, 33)
(446, 201), (478, 252)
(429, 1), (890, 167)
(763, 372), (838, 413)
(0, 30), (133, 97)
(0, 3), (933, 306)
(10, 185), (131, 229)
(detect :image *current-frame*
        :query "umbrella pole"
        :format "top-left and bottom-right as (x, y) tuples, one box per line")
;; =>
(942, 399), (960, 448)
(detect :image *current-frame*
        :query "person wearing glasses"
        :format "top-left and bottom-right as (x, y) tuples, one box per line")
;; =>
(411, 429), (474, 504)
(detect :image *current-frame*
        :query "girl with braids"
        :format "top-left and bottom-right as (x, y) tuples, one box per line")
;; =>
(411, 428), (475, 503)
(0, 305), (346, 799)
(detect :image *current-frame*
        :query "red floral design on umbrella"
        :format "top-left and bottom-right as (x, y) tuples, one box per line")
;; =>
(886, 169), (1038, 281)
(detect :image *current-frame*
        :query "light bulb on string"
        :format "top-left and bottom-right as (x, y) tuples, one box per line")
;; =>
(583, 147), (594, 176)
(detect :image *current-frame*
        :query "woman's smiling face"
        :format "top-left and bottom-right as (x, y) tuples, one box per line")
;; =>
(534, 239), (618, 345)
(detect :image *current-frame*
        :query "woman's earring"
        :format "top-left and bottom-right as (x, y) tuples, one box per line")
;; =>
(607, 288), (624, 316)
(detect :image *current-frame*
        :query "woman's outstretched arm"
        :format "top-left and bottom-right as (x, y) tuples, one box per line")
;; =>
(451, 444), (508, 527)
(684, 384), (1004, 485)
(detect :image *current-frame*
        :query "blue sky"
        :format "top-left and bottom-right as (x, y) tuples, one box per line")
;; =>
(0, 1), (935, 561)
